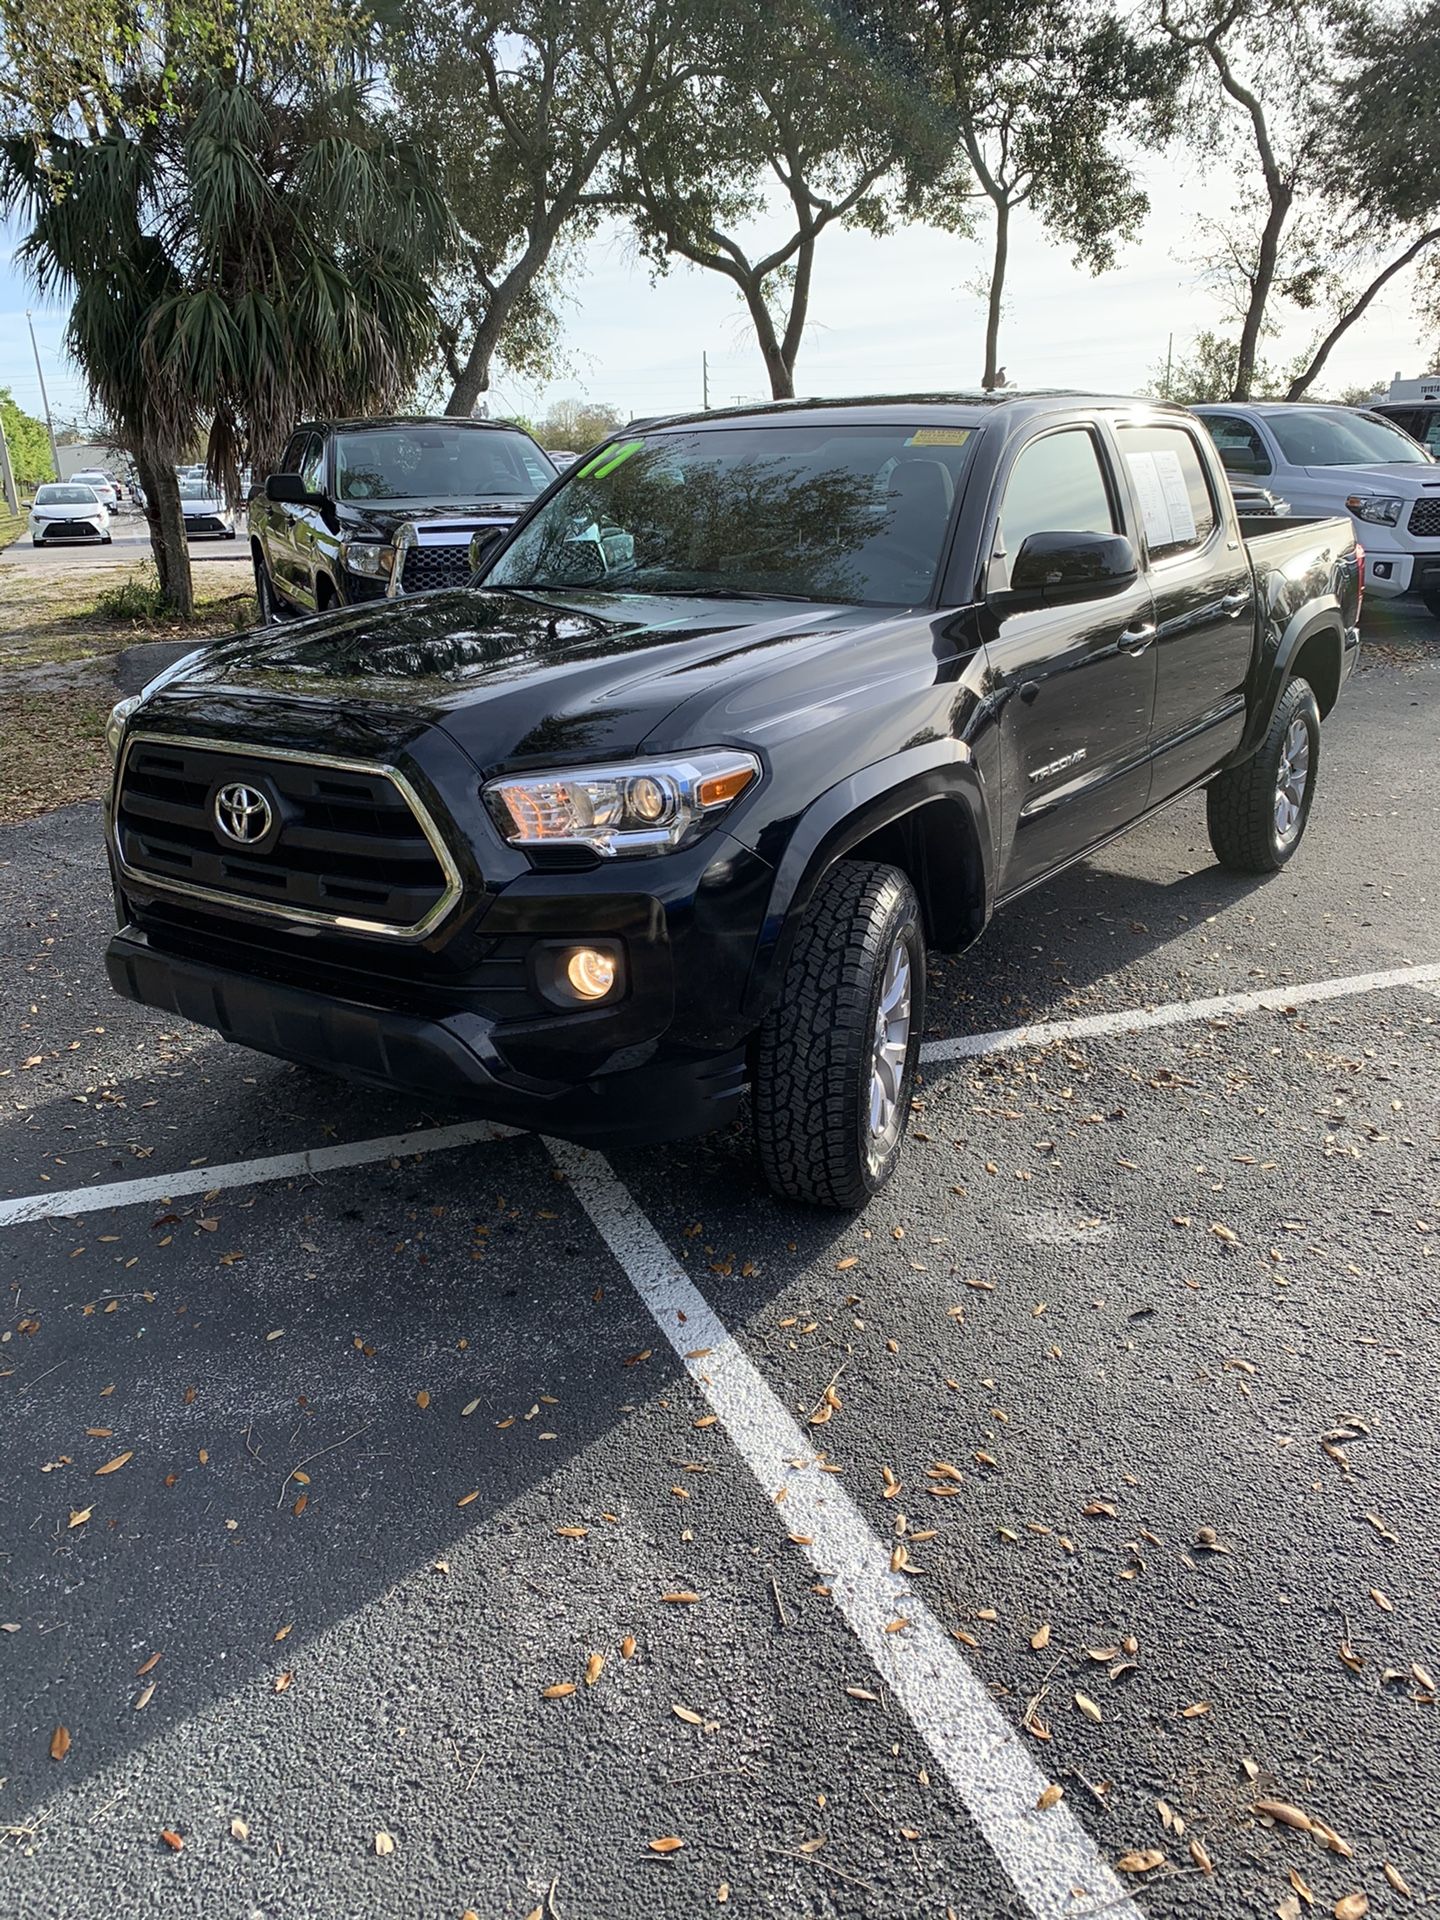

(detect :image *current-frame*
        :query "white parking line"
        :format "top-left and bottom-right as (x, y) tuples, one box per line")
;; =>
(1, 962), (1435, 1231)
(548, 1136), (1142, 1920)
(0, 1119), (512, 1228)
(919, 959), (1440, 1065)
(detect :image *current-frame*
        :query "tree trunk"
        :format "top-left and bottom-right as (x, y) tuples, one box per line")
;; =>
(444, 320), (497, 417)
(740, 278), (796, 400)
(133, 442), (194, 616)
(1231, 189), (1291, 401)
(982, 199), (1009, 389)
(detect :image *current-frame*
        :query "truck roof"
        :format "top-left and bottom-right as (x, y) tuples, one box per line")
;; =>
(631, 391), (1197, 434)
(295, 415), (536, 435)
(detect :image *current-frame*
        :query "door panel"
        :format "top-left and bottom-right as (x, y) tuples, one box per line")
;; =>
(990, 579), (1158, 897)
(1117, 421), (1254, 802)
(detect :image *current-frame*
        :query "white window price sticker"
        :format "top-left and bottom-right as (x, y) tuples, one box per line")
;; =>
(1125, 450), (1172, 550)
(1152, 447), (1197, 543)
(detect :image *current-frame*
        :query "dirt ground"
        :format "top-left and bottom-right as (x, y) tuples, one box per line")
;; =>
(0, 554), (255, 825)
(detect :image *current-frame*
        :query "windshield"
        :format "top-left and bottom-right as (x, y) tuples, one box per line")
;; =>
(484, 423), (978, 606)
(36, 485), (98, 504)
(179, 479), (215, 500)
(334, 426), (553, 503)
(1267, 409), (1431, 467)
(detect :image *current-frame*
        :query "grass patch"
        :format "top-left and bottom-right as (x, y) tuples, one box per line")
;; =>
(0, 504), (25, 555)
(92, 572), (176, 623)
(0, 688), (111, 824)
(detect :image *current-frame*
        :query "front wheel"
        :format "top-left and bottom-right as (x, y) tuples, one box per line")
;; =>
(1422, 589), (1440, 619)
(1206, 677), (1321, 874)
(753, 860), (925, 1209)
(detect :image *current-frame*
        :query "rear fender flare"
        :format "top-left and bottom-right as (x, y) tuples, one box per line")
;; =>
(1238, 603), (1343, 758)
(740, 742), (992, 1020)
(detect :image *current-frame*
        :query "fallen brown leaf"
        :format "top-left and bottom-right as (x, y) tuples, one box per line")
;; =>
(1116, 1849), (1165, 1872)
(541, 1682), (576, 1699)
(648, 1836), (684, 1854)
(160, 1829), (184, 1852)
(49, 1725), (70, 1761)
(94, 1452), (133, 1476)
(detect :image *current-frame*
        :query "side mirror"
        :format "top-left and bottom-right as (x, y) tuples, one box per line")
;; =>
(1009, 530), (1138, 599)
(265, 472), (322, 505)
(468, 526), (506, 578)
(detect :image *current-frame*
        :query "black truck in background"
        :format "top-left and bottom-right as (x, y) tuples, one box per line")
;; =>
(247, 416), (556, 620)
(107, 393), (1361, 1209)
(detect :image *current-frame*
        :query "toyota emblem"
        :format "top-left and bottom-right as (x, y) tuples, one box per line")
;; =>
(213, 782), (273, 845)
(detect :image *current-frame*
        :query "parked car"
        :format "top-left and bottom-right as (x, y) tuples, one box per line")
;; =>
(103, 393), (1359, 1208)
(1193, 401), (1440, 614)
(246, 416), (557, 621)
(179, 476), (238, 540)
(69, 468), (120, 513)
(30, 481), (113, 545)
(1369, 398), (1440, 458)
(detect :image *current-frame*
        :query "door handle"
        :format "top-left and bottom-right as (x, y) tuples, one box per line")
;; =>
(1220, 590), (1251, 614)
(1117, 623), (1156, 654)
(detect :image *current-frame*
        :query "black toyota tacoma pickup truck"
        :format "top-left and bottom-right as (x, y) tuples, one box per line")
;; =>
(247, 415), (556, 619)
(105, 394), (1361, 1207)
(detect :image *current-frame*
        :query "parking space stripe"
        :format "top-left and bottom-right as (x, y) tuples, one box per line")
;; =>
(919, 960), (1440, 1066)
(0, 1119), (513, 1228)
(548, 1137), (1143, 1920)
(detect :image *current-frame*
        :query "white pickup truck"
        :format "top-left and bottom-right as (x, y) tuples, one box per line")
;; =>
(1193, 401), (1440, 616)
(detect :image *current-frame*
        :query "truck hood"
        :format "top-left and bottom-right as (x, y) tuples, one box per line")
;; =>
(138, 585), (875, 774)
(332, 497), (533, 542)
(1300, 464), (1440, 493)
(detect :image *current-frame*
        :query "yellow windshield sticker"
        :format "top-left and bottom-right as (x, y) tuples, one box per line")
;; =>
(906, 428), (973, 448)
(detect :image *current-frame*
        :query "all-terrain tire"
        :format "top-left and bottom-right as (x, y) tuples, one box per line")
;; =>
(253, 550), (283, 625)
(1422, 589), (1440, 620)
(1206, 677), (1321, 874)
(753, 860), (925, 1209)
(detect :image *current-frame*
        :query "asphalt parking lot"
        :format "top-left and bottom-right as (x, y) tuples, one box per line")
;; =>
(1, 620), (1437, 1920)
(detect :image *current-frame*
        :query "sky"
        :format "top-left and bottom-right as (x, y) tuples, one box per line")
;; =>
(2, 143), (1429, 437)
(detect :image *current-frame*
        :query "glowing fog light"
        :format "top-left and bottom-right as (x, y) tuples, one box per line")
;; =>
(565, 947), (618, 1000)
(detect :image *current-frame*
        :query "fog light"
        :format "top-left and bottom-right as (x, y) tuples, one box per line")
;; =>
(565, 946), (617, 1000)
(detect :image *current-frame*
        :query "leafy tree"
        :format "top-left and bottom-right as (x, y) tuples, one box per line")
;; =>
(0, 386), (53, 490)
(1157, 0), (1440, 402)
(0, 0), (451, 613)
(1143, 326), (1293, 401)
(536, 397), (625, 449)
(392, 0), (701, 418)
(620, 0), (944, 400)
(921, 0), (1181, 390)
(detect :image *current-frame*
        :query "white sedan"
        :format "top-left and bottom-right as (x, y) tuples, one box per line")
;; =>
(179, 477), (238, 540)
(70, 469), (121, 512)
(29, 481), (113, 545)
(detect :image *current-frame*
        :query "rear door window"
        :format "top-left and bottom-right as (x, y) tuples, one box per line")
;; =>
(1117, 423), (1217, 561)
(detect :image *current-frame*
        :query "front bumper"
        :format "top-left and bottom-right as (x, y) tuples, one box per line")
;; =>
(106, 925), (749, 1143)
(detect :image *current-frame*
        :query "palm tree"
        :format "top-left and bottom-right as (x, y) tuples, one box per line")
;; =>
(1, 2), (453, 614)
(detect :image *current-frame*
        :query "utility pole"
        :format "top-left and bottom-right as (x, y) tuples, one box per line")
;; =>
(702, 351), (710, 410)
(0, 408), (18, 514)
(25, 310), (60, 477)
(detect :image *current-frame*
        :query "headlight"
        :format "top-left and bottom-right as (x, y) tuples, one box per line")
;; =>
(341, 541), (397, 577)
(105, 695), (141, 764)
(484, 750), (760, 858)
(1344, 494), (1404, 525)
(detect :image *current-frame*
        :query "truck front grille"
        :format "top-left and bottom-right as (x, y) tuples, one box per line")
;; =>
(113, 736), (459, 939)
(1407, 497), (1440, 537)
(399, 543), (474, 593)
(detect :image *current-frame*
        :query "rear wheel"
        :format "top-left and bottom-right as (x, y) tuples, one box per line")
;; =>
(754, 860), (925, 1209)
(253, 550), (283, 625)
(1206, 677), (1321, 873)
